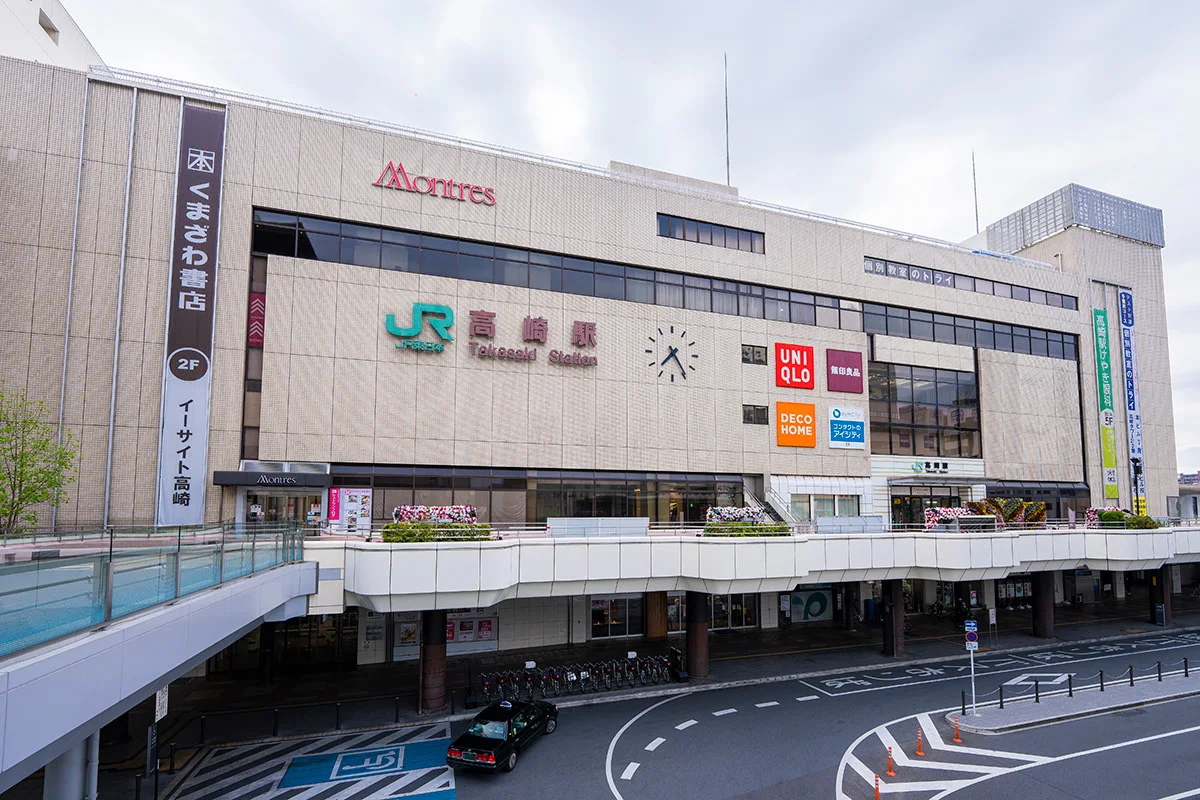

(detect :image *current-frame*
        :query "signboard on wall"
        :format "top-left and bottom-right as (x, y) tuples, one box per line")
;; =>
(828, 407), (866, 449)
(1092, 310), (1120, 500)
(329, 488), (372, 534)
(156, 104), (227, 526)
(777, 402), (817, 447)
(1118, 290), (1146, 513)
(775, 343), (814, 389)
(826, 349), (864, 393)
(789, 588), (833, 622)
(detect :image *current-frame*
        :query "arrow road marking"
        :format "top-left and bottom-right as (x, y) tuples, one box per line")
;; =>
(675, 720), (698, 731)
(645, 738), (665, 752)
(620, 762), (639, 780)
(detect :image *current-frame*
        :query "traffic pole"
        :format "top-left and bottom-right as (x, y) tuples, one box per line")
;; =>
(916, 726), (926, 757)
(875, 774), (880, 800)
(953, 716), (963, 743)
(970, 646), (977, 715)
(886, 746), (896, 777)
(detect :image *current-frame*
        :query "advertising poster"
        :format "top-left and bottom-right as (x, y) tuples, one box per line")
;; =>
(446, 621), (456, 642)
(328, 488), (373, 534)
(477, 619), (494, 641)
(775, 343), (815, 388)
(397, 622), (418, 645)
(457, 620), (475, 642)
(828, 406), (866, 449)
(777, 402), (817, 447)
(826, 349), (864, 393)
(1118, 290), (1146, 513)
(1092, 309), (1120, 500)
(789, 588), (833, 622)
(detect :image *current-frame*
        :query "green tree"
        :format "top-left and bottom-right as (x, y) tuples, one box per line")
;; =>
(0, 385), (78, 536)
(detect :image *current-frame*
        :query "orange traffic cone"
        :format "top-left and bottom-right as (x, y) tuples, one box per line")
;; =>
(954, 716), (963, 743)
(916, 726), (926, 757)
(886, 746), (896, 776)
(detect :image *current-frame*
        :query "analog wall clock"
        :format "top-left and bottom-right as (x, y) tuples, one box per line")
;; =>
(646, 325), (699, 382)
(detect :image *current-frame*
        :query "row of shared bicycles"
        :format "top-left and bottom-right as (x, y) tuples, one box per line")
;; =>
(480, 653), (678, 700)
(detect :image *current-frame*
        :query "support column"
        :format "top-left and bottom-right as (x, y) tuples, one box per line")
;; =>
(685, 591), (709, 679)
(420, 610), (447, 714)
(1150, 567), (1173, 627)
(258, 621), (276, 686)
(43, 733), (97, 800)
(645, 591), (668, 639)
(843, 583), (860, 631)
(881, 579), (904, 658)
(1032, 572), (1055, 639)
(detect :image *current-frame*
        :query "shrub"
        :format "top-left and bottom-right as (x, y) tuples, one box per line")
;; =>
(1126, 515), (1160, 530)
(701, 521), (791, 537)
(1098, 510), (1129, 528)
(380, 522), (493, 542)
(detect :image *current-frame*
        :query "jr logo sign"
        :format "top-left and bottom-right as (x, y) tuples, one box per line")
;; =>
(385, 303), (454, 352)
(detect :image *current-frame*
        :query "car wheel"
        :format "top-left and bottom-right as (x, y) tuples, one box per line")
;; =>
(545, 718), (557, 734)
(503, 750), (518, 772)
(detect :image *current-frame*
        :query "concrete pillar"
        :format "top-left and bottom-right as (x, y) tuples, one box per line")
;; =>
(645, 591), (668, 639)
(685, 591), (709, 679)
(420, 610), (447, 713)
(43, 733), (98, 800)
(881, 579), (904, 658)
(844, 583), (860, 631)
(258, 621), (276, 685)
(1032, 572), (1055, 639)
(1150, 567), (1173, 626)
(1114, 571), (1126, 599)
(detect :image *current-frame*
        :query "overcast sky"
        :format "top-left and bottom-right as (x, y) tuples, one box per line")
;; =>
(66, 0), (1200, 474)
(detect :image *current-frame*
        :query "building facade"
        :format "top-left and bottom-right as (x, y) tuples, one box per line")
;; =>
(0, 55), (1184, 663)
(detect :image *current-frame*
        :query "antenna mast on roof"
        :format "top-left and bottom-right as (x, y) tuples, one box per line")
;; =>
(972, 150), (980, 234)
(724, 53), (731, 186)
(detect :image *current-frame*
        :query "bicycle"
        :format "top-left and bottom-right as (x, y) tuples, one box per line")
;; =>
(480, 672), (494, 702)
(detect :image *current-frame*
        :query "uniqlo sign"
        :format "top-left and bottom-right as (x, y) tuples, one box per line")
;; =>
(826, 349), (864, 393)
(776, 402), (817, 448)
(775, 343), (814, 388)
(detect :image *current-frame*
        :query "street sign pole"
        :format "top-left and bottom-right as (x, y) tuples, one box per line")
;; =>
(970, 646), (977, 715)
(964, 621), (979, 715)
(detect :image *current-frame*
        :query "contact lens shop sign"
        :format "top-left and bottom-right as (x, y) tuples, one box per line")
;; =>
(828, 406), (866, 450)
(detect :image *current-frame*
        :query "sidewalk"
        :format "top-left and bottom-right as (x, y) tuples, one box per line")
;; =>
(103, 598), (1200, 766)
(954, 666), (1200, 733)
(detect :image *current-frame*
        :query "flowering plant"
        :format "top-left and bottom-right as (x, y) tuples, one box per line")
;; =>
(923, 507), (972, 529)
(1085, 507), (1125, 528)
(706, 506), (767, 524)
(393, 505), (479, 525)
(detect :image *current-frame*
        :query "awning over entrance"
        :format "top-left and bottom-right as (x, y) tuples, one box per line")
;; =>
(213, 470), (331, 488)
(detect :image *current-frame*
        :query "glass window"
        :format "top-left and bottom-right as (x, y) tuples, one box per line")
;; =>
(886, 307), (909, 338)
(1012, 285), (1030, 302)
(458, 241), (494, 258)
(1013, 326), (1031, 354)
(297, 215), (339, 235)
(975, 320), (995, 349)
(626, 277), (654, 304)
(1030, 329), (1048, 357)
(253, 209), (297, 226)
(1030, 289), (1047, 305)
(657, 214), (670, 237)
(864, 310), (887, 335)
(242, 427), (259, 460)
(915, 429), (939, 457)
(252, 224), (296, 256)
(957, 275), (975, 292)
(419, 247), (457, 277)
(837, 495), (860, 516)
(816, 305), (840, 329)
(739, 293), (764, 318)
(250, 256), (268, 293)
(657, 277), (684, 308)
(1048, 333), (1064, 359)
(994, 323), (1013, 351)
(339, 236), (380, 268)
(296, 231), (340, 262)
(752, 232), (765, 254)
(685, 283), (711, 312)
(245, 347), (263, 381)
(975, 278), (993, 295)
(697, 222), (711, 245)
(1064, 336), (1077, 360)
(955, 321), (975, 347)
(420, 234), (458, 252)
(993, 282), (1012, 299)
(790, 495), (811, 521)
(382, 229), (421, 246)
(871, 425), (891, 454)
(528, 264), (560, 292)
(959, 429), (982, 458)
(1062, 295), (1079, 311)
(891, 426), (914, 455)
(840, 309), (863, 331)
(1046, 292), (1063, 308)
(341, 222), (379, 241)
(934, 316), (955, 344)
(710, 225), (725, 248)
(594, 273), (624, 299)
(792, 302), (817, 326)
(812, 495), (836, 518)
(381, 243), (418, 271)
(562, 269), (595, 296)
(738, 229), (754, 252)
(940, 429), (961, 458)
(712, 288), (738, 316)
(684, 219), (698, 242)
(594, 261), (622, 276)
(495, 259), (528, 287)
(457, 253), (493, 282)
(670, 217), (685, 239)
(909, 311), (934, 341)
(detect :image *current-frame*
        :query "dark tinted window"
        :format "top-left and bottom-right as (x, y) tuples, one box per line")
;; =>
(528, 264), (559, 292)
(419, 248), (457, 277)
(381, 243), (418, 271)
(562, 269), (594, 296)
(458, 254), (493, 283)
(297, 231), (339, 261)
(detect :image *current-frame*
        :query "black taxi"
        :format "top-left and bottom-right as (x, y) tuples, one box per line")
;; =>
(446, 699), (558, 772)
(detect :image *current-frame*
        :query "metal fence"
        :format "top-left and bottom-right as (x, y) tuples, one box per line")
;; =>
(0, 523), (304, 659)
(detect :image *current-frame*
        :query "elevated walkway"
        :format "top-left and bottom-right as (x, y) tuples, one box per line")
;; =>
(0, 525), (317, 795)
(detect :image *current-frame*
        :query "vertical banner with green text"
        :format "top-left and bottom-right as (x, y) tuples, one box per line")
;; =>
(1093, 309), (1120, 500)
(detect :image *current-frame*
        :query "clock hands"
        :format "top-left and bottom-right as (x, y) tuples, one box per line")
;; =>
(659, 346), (687, 379)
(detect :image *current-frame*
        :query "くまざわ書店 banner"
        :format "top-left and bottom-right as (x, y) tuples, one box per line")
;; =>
(156, 104), (226, 525)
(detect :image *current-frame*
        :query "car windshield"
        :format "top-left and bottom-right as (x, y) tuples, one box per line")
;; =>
(467, 720), (508, 740)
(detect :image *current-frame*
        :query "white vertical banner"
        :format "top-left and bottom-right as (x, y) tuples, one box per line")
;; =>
(1117, 289), (1146, 513)
(156, 104), (227, 525)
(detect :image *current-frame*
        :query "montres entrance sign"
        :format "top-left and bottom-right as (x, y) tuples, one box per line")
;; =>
(374, 161), (497, 206)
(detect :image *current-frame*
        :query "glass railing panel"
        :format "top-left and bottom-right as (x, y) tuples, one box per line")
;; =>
(222, 539), (254, 580)
(178, 545), (222, 597)
(110, 549), (178, 618)
(0, 555), (107, 657)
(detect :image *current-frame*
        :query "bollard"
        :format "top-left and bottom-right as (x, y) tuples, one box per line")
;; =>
(961, 690), (966, 717)
(199, 715), (207, 746)
(272, 708), (279, 737)
(1068, 675), (1073, 698)
(916, 727), (926, 757)
(886, 746), (896, 776)
(953, 716), (963, 743)
(154, 766), (159, 800)
(1157, 661), (1162, 682)
(394, 696), (401, 724)
(1187, 658), (1191, 678)
(1100, 670), (1105, 692)
(134, 772), (143, 800)
(169, 741), (177, 773)
(336, 702), (343, 731)
(999, 685), (1004, 709)
(1130, 665), (1135, 688)
(875, 774), (880, 800)
(1034, 680), (1040, 704)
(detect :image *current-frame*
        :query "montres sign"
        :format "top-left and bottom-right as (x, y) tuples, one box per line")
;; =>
(374, 161), (496, 206)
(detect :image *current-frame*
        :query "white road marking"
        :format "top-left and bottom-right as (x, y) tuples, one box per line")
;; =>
(645, 737), (665, 752)
(755, 701), (780, 708)
(845, 754), (973, 794)
(795, 695), (819, 702)
(605, 694), (683, 800)
(874, 726), (1003, 774)
(916, 713), (1047, 763)
(620, 762), (640, 781)
(712, 708), (737, 716)
(1157, 789), (1200, 800)
(929, 720), (1200, 799)
(675, 720), (698, 730)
